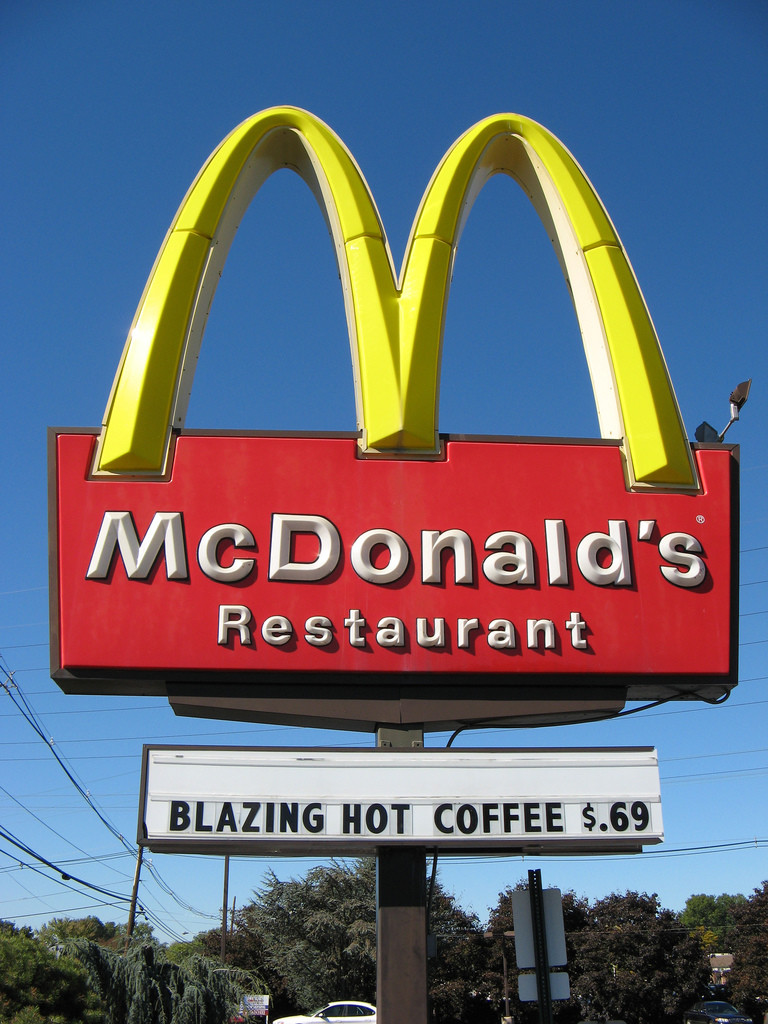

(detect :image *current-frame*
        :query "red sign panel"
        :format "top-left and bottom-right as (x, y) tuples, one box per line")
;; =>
(50, 431), (737, 710)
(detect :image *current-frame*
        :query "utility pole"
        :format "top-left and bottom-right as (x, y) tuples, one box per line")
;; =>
(484, 929), (514, 1023)
(221, 855), (230, 961)
(125, 846), (144, 947)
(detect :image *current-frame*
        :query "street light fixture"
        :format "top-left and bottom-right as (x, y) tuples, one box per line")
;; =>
(695, 379), (752, 443)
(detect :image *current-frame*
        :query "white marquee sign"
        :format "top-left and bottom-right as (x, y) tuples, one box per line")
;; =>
(139, 746), (662, 855)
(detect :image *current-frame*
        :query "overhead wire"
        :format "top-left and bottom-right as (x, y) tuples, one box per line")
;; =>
(1, 658), (220, 927)
(0, 837), (188, 943)
(0, 824), (142, 906)
(0, 782), (131, 877)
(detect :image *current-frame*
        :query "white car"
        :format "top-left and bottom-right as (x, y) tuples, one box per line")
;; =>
(273, 1001), (376, 1024)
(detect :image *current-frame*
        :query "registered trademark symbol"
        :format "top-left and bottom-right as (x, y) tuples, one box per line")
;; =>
(696, 515), (706, 524)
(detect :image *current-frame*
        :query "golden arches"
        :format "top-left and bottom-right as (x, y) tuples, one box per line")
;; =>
(96, 107), (696, 490)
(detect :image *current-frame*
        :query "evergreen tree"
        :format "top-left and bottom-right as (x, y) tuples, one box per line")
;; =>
(66, 938), (246, 1024)
(0, 920), (98, 1024)
(247, 859), (377, 1011)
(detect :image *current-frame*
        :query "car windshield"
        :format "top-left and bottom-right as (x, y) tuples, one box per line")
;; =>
(705, 1005), (739, 1015)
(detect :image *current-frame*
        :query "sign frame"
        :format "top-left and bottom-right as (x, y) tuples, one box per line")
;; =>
(138, 745), (663, 856)
(50, 429), (739, 730)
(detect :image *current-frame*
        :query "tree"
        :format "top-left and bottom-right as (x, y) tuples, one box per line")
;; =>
(570, 891), (709, 1024)
(680, 894), (747, 950)
(728, 881), (768, 1022)
(0, 920), (99, 1024)
(66, 939), (246, 1024)
(216, 858), (503, 1021)
(177, 908), (280, 1014)
(165, 935), (209, 967)
(37, 915), (157, 953)
(427, 882), (495, 1024)
(37, 915), (120, 949)
(246, 859), (376, 1011)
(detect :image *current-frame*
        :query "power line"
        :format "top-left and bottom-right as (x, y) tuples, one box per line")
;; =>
(0, 783), (123, 859)
(443, 837), (768, 866)
(0, 658), (223, 925)
(0, 826), (140, 906)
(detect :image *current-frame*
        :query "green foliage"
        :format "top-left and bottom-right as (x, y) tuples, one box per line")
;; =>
(36, 916), (157, 956)
(8, 1008), (47, 1024)
(569, 891), (709, 1024)
(729, 880), (768, 1022)
(6, 875), (766, 1024)
(37, 916), (120, 950)
(680, 893), (747, 949)
(0, 920), (98, 1024)
(165, 936), (208, 967)
(247, 859), (376, 1011)
(485, 885), (710, 1024)
(66, 939), (245, 1024)
(427, 887), (495, 1024)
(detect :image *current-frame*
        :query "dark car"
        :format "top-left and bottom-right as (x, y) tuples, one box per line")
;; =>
(683, 1002), (752, 1024)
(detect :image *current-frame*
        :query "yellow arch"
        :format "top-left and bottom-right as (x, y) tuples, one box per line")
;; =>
(97, 107), (697, 490)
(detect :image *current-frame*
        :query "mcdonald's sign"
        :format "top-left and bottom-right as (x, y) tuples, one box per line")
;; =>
(49, 108), (738, 730)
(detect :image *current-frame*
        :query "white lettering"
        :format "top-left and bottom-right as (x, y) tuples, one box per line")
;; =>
(198, 523), (255, 582)
(421, 530), (473, 584)
(565, 611), (588, 649)
(212, 607), (597, 655)
(344, 608), (366, 646)
(658, 532), (707, 587)
(261, 615), (293, 646)
(416, 618), (445, 647)
(304, 616), (333, 646)
(527, 618), (556, 650)
(576, 520), (632, 586)
(457, 617), (481, 648)
(87, 511), (188, 580)
(217, 605), (252, 645)
(269, 514), (340, 581)
(376, 616), (405, 647)
(487, 618), (515, 649)
(350, 529), (409, 584)
(545, 519), (569, 585)
(483, 531), (535, 585)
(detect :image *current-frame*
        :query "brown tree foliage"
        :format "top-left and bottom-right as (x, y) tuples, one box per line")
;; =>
(729, 881), (768, 1023)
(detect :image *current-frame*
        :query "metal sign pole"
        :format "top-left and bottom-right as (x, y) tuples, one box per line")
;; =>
(376, 726), (428, 1024)
(529, 868), (554, 1024)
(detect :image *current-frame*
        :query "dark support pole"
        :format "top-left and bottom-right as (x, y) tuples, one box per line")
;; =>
(529, 868), (554, 1024)
(376, 726), (428, 1024)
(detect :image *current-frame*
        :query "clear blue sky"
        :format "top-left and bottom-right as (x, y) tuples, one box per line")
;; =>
(2, 1), (766, 945)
